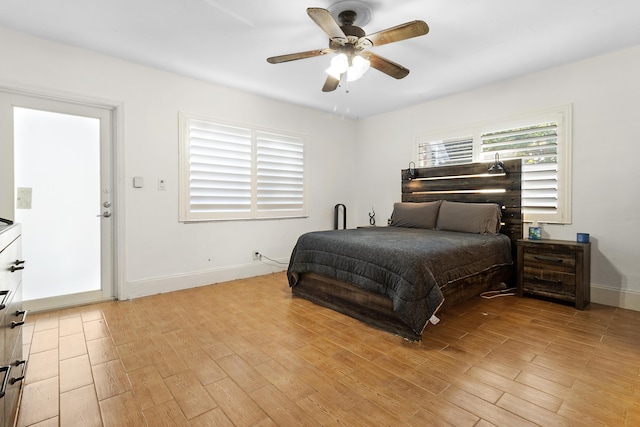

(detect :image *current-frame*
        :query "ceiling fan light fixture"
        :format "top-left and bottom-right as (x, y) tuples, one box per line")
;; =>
(325, 53), (370, 82)
(325, 53), (349, 79)
(346, 55), (370, 81)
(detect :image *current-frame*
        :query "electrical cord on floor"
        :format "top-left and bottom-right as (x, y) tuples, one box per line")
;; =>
(480, 287), (517, 299)
(256, 252), (289, 267)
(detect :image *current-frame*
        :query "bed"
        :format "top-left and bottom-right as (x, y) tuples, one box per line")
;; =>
(287, 160), (522, 341)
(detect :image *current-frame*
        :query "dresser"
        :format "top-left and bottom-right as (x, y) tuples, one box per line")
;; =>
(516, 238), (591, 309)
(0, 224), (26, 427)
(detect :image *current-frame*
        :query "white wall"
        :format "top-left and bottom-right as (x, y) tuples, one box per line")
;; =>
(0, 28), (358, 299)
(355, 44), (640, 310)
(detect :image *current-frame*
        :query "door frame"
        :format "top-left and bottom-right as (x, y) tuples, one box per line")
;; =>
(0, 84), (125, 305)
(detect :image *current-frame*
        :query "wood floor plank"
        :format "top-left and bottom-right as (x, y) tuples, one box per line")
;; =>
(92, 359), (132, 401)
(29, 328), (59, 354)
(58, 316), (84, 337)
(141, 398), (190, 427)
(126, 365), (174, 410)
(58, 332), (88, 360)
(440, 386), (536, 427)
(60, 384), (102, 427)
(24, 348), (58, 384)
(408, 406), (477, 427)
(163, 370), (217, 420)
(184, 349), (228, 386)
(59, 354), (94, 394)
(83, 318), (111, 341)
(205, 377), (270, 427)
(86, 336), (119, 366)
(254, 358), (316, 400)
(115, 339), (153, 373)
(99, 391), (146, 427)
(249, 384), (320, 426)
(16, 377), (59, 427)
(216, 353), (269, 393)
(32, 314), (59, 332)
(465, 366), (562, 412)
(188, 407), (235, 427)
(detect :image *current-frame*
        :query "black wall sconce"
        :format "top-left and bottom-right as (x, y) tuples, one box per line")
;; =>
(487, 153), (505, 174)
(407, 161), (417, 180)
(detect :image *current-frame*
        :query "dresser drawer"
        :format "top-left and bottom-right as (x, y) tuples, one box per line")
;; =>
(3, 283), (24, 363)
(0, 231), (22, 301)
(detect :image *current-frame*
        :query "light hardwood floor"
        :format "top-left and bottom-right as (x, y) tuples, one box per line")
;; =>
(16, 272), (640, 426)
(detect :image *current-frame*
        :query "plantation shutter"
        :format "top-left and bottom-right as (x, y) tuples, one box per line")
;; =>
(481, 122), (559, 216)
(180, 114), (306, 221)
(418, 137), (473, 167)
(256, 131), (305, 216)
(187, 119), (252, 219)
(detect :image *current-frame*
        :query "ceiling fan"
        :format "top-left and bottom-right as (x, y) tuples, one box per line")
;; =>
(266, 5), (429, 92)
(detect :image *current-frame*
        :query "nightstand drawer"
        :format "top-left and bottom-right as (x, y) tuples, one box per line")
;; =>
(522, 267), (575, 297)
(522, 247), (575, 273)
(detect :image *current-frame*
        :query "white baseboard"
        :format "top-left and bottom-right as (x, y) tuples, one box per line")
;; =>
(125, 260), (288, 300)
(591, 284), (640, 312)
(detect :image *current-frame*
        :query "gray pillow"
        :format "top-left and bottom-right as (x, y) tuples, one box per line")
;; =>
(389, 201), (442, 229)
(436, 201), (502, 234)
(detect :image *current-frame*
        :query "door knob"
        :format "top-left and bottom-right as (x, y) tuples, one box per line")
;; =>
(97, 211), (111, 218)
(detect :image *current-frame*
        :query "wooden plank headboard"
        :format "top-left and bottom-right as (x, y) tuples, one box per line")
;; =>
(401, 159), (523, 247)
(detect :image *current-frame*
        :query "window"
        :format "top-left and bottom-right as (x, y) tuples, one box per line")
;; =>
(418, 137), (473, 167)
(480, 122), (563, 222)
(415, 105), (572, 224)
(179, 114), (306, 221)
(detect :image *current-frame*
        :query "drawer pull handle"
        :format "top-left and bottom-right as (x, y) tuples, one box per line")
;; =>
(9, 265), (24, 272)
(11, 310), (28, 329)
(0, 290), (9, 311)
(0, 365), (10, 399)
(534, 276), (564, 285)
(9, 360), (26, 385)
(14, 260), (25, 265)
(534, 255), (564, 263)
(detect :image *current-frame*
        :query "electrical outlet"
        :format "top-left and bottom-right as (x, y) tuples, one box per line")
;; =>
(253, 251), (261, 260)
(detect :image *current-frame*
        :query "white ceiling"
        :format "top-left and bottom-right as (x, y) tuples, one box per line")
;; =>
(1, 0), (640, 119)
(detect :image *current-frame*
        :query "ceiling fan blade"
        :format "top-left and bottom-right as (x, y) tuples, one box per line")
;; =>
(267, 48), (332, 64)
(365, 52), (410, 79)
(366, 20), (429, 47)
(322, 75), (340, 92)
(307, 7), (347, 43)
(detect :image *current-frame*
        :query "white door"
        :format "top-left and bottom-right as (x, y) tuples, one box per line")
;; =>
(0, 91), (115, 311)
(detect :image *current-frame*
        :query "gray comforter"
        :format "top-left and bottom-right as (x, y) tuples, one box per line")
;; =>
(287, 227), (512, 335)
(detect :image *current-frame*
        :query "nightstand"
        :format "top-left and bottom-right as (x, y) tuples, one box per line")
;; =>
(516, 239), (591, 309)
